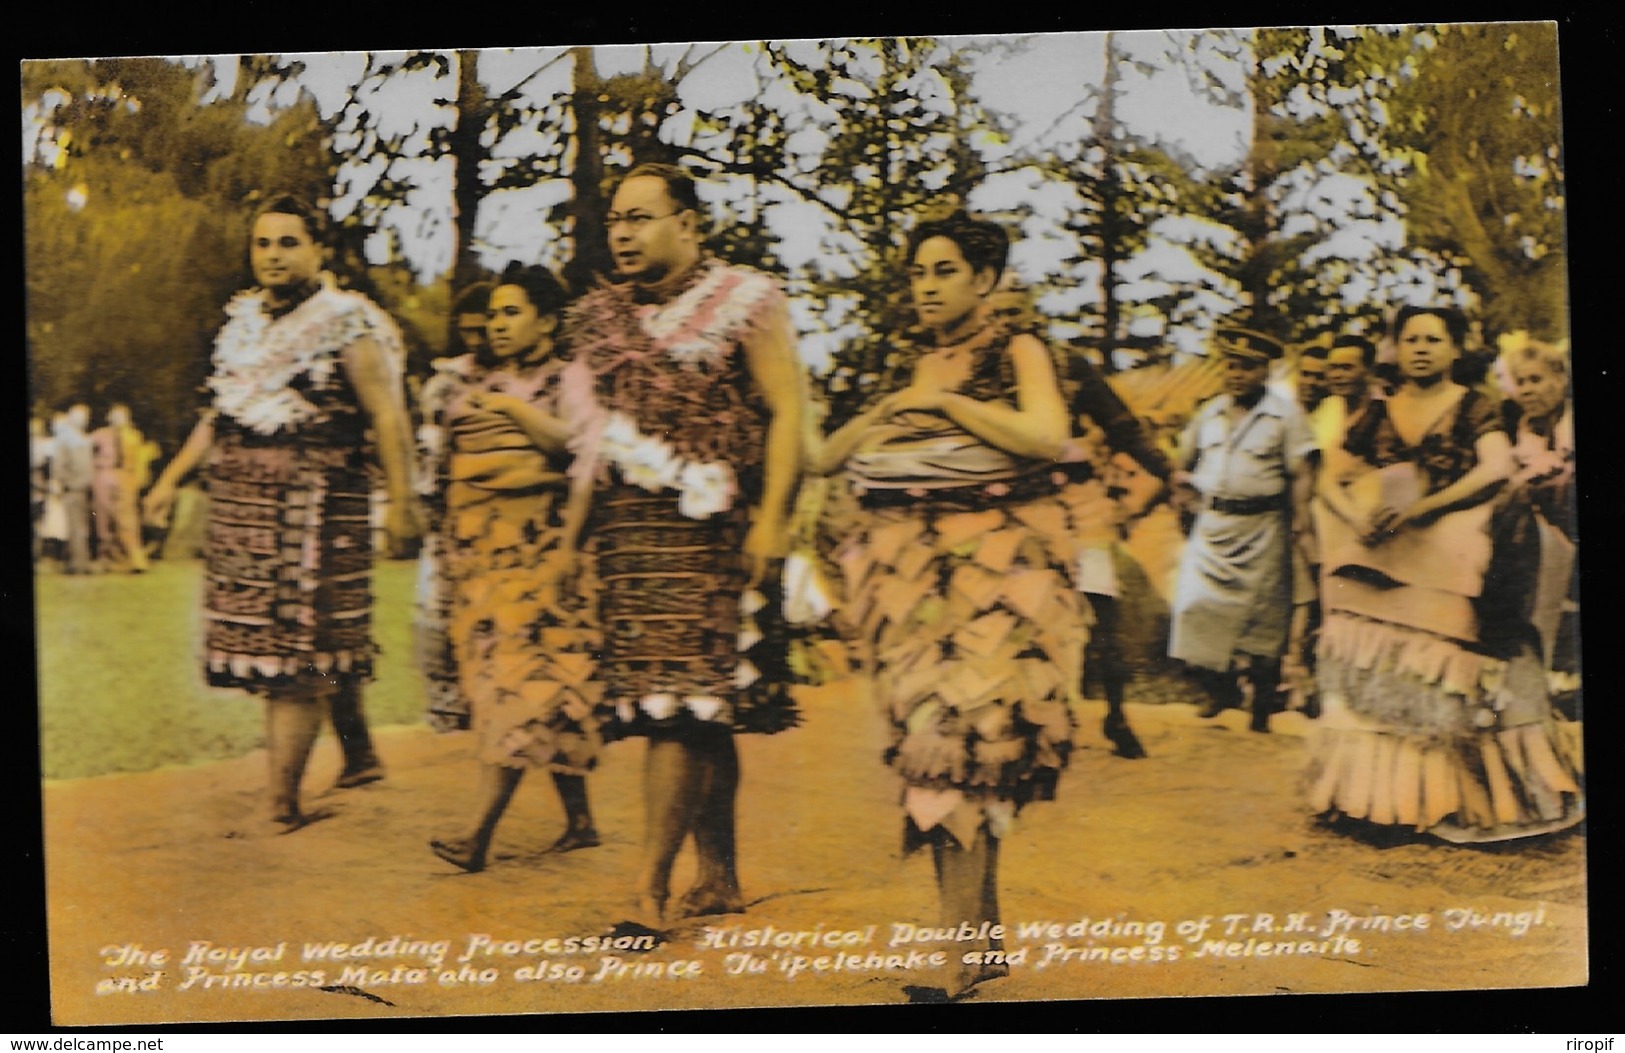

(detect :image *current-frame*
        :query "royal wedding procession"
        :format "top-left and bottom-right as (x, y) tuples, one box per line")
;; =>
(23, 22), (1589, 1027)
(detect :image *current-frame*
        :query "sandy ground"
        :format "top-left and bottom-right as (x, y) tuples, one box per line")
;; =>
(42, 671), (1588, 1027)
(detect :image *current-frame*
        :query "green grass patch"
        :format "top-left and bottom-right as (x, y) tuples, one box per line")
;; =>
(34, 559), (427, 780)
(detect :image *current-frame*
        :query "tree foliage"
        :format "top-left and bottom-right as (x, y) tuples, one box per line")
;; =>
(1386, 22), (1567, 339)
(24, 25), (1573, 449)
(23, 58), (331, 449)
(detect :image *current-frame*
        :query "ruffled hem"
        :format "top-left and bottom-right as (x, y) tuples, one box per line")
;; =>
(455, 612), (603, 768)
(592, 486), (804, 739)
(1317, 612), (1501, 736)
(1307, 693), (1583, 839)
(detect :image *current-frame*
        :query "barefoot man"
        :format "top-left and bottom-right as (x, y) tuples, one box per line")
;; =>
(143, 193), (421, 832)
(564, 163), (805, 921)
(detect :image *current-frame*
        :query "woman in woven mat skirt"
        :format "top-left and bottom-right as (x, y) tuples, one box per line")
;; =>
(143, 193), (421, 833)
(427, 263), (605, 873)
(819, 210), (1085, 1000)
(1310, 305), (1582, 843)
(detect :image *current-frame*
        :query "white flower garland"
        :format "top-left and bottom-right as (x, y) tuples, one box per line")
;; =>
(598, 410), (737, 518)
(637, 263), (778, 368)
(209, 282), (404, 435)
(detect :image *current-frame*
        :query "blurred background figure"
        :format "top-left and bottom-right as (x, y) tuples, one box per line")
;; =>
(1168, 327), (1315, 734)
(30, 415), (56, 566)
(1296, 344), (1330, 414)
(452, 281), (494, 358)
(89, 402), (152, 573)
(1495, 332), (1578, 716)
(415, 279), (493, 734)
(993, 279), (1172, 759)
(53, 405), (95, 575)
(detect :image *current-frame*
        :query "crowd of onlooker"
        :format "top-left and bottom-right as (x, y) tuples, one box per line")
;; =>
(30, 402), (161, 574)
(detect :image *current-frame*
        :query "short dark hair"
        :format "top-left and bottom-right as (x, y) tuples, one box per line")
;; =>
(453, 281), (494, 316)
(907, 210), (1010, 282)
(1392, 305), (1468, 349)
(1328, 335), (1376, 367)
(495, 261), (571, 318)
(253, 192), (328, 246)
(1300, 345), (1331, 362)
(621, 162), (701, 215)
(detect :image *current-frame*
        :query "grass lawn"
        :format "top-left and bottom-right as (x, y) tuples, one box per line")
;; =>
(34, 548), (1193, 780)
(33, 558), (426, 780)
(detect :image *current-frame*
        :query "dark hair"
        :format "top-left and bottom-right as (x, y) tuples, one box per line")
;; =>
(453, 281), (494, 316)
(621, 162), (701, 215)
(495, 261), (571, 318)
(907, 210), (1010, 282)
(253, 192), (328, 246)
(1300, 345), (1331, 362)
(1328, 334), (1377, 367)
(1392, 305), (1468, 349)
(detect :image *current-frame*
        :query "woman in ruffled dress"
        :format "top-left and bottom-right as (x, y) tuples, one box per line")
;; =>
(819, 211), (1083, 999)
(1309, 306), (1582, 843)
(143, 193), (421, 832)
(428, 262), (603, 872)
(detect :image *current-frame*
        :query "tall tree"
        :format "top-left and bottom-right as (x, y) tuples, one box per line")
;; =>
(1388, 22), (1567, 339)
(23, 58), (331, 448)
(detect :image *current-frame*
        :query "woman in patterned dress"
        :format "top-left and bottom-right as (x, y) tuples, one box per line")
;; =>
(818, 211), (1083, 999)
(428, 263), (603, 872)
(1309, 306), (1582, 842)
(142, 193), (421, 832)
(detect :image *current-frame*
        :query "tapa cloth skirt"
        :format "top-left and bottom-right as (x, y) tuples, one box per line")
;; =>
(834, 488), (1089, 848)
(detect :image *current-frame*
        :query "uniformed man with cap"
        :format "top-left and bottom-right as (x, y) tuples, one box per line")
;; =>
(1168, 326), (1316, 732)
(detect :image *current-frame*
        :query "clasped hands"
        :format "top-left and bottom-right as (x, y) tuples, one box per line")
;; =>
(1360, 500), (1438, 545)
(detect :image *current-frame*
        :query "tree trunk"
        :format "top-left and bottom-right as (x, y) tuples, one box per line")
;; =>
(1236, 32), (1284, 343)
(564, 46), (612, 295)
(448, 49), (488, 296)
(1095, 32), (1122, 374)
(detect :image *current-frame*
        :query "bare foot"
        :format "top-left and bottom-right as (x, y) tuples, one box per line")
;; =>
(224, 807), (335, 840)
(956, 959), (1010, 996)
(331, 764), (385, 791)
(548, 827), (601, 853)
(676, 881), (745, 919)
(430, 837), (487, 873)
(901, 971), (1002, 1004)
(628, 893), (668, 929)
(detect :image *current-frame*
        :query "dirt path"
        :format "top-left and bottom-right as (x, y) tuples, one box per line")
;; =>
(43, 680), (1586, 1027)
